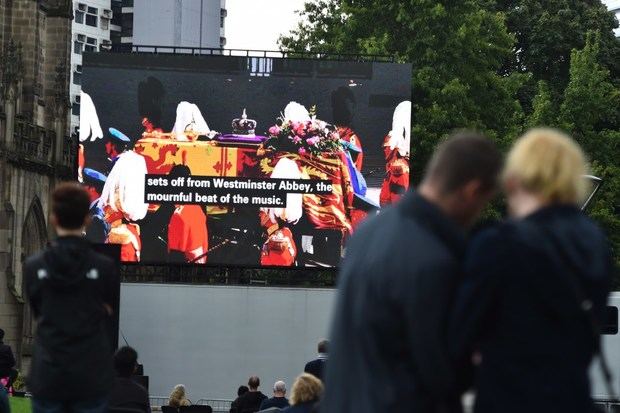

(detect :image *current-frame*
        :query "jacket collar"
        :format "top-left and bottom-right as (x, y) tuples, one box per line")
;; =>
(398, 190), (466, 260)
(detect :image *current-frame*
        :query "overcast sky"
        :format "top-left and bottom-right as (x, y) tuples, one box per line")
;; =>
(225, 0), (308, 50)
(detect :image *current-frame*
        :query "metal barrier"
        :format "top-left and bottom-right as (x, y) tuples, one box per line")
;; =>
(196, 399), (232, 412)
(148, 396), (170, 408)
(149, 396), (232, 413)
(595, 399), (620, 413)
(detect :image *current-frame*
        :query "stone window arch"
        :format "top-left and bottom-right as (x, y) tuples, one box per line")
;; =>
(19, 197), (47, 355)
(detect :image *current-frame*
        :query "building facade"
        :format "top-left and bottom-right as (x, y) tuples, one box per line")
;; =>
(111, 0), (227, 51)
(603, 0), (620, 37)
(0, 0), (74, 369)
(70, 0), (112, 135)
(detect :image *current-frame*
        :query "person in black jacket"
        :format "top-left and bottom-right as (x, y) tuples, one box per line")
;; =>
(109, 346), (150, 413)
(449, 128), (612, 413)
(259, 380), (289, 410)
(24, 183), (116, 413)
(304, 340), (328, 381)
(321, 132), (503, 413)
(232, 376), (267, 413)
(0, 329), (17, 390)
(230, 386), (249, 413)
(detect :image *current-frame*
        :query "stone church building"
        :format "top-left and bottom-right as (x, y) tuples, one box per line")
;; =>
(0, 0), (74, 370)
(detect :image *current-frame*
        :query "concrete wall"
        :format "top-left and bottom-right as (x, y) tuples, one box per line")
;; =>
(119, 283), (336, 400)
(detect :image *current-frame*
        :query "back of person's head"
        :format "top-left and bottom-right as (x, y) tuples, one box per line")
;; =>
(425, 131), (502, 195)
(422, 131), (502, 226)
(169, 384), (187, 406)
(237, 385), (249, 397)
(273, 380), (286, 396)
(317, 339), (328, 354)
(52, 182), (91, 230)
(248, 376), (260, 390)
(0, 328), (4, 341)
(114, 346), (138, 378)
(289, 373), (323, 406)
(504, 128), (588, 205)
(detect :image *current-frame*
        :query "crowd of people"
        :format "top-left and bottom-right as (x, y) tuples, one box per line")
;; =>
(0, 126), (611, 413)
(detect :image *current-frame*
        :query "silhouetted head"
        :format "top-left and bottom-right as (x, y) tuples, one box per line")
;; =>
(237, 385), (249, 397)
(168, 164), (192, 179)
(317, 339), (328, 354)
(114, 346), (138, 378)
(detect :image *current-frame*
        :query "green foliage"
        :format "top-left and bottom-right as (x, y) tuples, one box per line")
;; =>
(527, 80), (557, 128)
(494, 0), (620, 94)
(280, 0), (620, 285)
(281, 0), (525, 180)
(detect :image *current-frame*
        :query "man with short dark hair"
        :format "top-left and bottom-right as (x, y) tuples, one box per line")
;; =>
(232, 376), (267, 413)
(304, 340), (328, 381)
(109, 346), (150, 413)
(259, 381), (289, 411)
(0, 329), (17, 390)
(24, 182), (117, 413)
(322, 132), (503, 413)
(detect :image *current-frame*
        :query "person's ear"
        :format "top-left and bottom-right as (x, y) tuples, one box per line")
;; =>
(462, 180), (484, 203)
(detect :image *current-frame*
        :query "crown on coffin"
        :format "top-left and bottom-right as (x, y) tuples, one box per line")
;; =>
(232, 109), (257, 135)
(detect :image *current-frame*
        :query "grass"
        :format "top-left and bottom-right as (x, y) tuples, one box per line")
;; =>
(9, 397), (32, 413)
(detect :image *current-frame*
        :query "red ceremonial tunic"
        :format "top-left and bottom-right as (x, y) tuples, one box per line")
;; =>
(260, 227), (297, 267)
(168, 205), (209, 263)
(380, 134), (410, 206)
(337, 126), (363, 171)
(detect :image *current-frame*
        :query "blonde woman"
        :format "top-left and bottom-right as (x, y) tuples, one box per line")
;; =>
(281, 373), (323, 413)
(449, 128), (612, 413)
(168, 384), (191, 408)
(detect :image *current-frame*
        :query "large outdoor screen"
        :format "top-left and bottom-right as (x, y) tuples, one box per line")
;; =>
(79, 53), (411, 267)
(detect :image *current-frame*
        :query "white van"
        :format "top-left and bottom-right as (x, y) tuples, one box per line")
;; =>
(591, 292), (620, 405)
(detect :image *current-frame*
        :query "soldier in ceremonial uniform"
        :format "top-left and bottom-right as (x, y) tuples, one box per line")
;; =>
(165, 165), (209, 264)
(82, 168), (109, 244)
(98, 150), (149, 262)
(380, 101), (411, 206)
(103, 128), (131, 175)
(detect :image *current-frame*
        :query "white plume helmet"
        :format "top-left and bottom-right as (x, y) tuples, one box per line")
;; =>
(283, 101), (311, 123)
(173, 101), (210, 140)
(386, 100), (411, 157)
(263, 158), (303, 224)
(79, 91), (104, 142)
(98, 151), (149, 221)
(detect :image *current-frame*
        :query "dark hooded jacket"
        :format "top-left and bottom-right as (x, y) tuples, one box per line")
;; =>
(24, 236), (116, 401)
(322, 192), (465, 413)
(449, 205), (612, 413)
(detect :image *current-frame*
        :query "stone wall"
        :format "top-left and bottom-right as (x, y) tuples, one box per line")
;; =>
(0, 0), (72, 371)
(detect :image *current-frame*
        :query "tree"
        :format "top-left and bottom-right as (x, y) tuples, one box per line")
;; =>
(494, 0), (620, 95)
(557, 33), (620, 276)
(559, 31), (620, 164)
(527, 80), (557, 128)
(281, 0), (524, 180)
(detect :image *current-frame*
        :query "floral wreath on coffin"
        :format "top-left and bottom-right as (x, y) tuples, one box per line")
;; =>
(263, 102), (342, 156)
